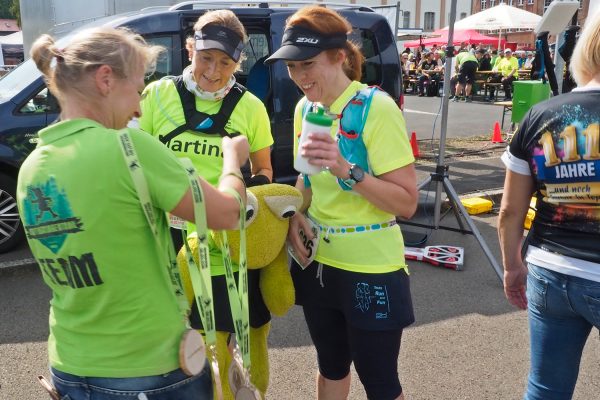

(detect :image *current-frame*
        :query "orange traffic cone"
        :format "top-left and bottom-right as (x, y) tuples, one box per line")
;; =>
(491, 121), (504, 143)
(410, 131), (420, 157)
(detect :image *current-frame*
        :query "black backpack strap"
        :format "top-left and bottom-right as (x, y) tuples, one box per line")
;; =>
(158, 77), (246, 144)
(204, 82), (246, 135)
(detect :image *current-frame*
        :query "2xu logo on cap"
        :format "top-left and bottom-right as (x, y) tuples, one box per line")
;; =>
(296, 37), (319, 44)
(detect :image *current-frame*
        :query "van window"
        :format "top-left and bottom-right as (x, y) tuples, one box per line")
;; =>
(238, 32), (270, 102)
(352, 28), (382, 86)
(0, 59), (41, 102)
(241, 33), (269, 75)
(145, 36), (175, 82)
(18, 87), (59, 114)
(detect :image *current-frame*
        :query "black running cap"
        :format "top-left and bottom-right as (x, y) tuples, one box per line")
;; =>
(195, 25), (244, 62)
(264, 26), (347, 64)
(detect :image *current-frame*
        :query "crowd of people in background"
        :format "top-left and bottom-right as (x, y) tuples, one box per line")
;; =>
(400, 41), (542, 102)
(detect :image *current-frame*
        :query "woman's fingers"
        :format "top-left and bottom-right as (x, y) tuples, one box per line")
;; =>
(288, 215), (309, 262)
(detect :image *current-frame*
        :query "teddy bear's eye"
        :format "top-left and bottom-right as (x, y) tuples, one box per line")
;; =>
(281, 206), (296, 219)
(246, 206), (255, 221)
(245, 191), (259, 226)
(264, 195), (302, 221)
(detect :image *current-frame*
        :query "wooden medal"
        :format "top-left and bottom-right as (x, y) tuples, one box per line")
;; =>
(179, 329), (206, 376)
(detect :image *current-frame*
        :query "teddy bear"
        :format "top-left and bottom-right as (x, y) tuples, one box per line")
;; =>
(177, 183), (301, 399)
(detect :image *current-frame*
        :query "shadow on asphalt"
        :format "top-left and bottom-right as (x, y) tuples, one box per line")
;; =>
(0, 266), (50, 345)
(416, 160), (505, 196)
(1, 211), (511, 352)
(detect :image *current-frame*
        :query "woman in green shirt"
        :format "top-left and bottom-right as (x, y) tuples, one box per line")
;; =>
(19, 27), (248, 400)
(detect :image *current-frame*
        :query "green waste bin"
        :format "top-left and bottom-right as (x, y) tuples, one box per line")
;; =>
(511, 81), (551, 125)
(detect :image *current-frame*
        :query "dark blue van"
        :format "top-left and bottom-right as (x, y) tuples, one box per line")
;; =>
(0, 1), (403, 252)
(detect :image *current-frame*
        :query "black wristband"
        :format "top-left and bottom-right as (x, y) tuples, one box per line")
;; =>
(247, 174), (271, 187)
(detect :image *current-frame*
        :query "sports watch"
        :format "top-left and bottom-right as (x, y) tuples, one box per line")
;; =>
(342, 164), (365, 187)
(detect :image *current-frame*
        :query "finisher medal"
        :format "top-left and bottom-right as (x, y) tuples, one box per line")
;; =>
(228, 348), (261, 400)
(179, 329), (206, 376)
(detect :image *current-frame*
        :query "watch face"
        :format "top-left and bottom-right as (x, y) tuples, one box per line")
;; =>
(350, 165), (365, 182)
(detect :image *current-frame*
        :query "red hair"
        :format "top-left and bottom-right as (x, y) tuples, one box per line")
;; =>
(286, 6), (364, 81)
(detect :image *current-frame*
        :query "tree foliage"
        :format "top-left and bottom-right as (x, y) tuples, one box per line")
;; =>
(0, 0), (19, 24)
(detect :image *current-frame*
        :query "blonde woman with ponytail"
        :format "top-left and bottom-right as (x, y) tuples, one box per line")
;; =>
(18, 27), (249, 400)
(265, 6), (417, 400)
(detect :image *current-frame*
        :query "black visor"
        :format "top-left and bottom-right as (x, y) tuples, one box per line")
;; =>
(195, 24), (244, 62)
(264, 26), (347, 64)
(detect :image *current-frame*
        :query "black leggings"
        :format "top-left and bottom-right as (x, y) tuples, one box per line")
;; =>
(302, 305), (404, 400)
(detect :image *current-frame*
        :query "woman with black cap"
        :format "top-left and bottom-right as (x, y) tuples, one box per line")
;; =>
(265, 6), (418, 400)
(140, 9), (272, 203)
(139, 9), (274, 397)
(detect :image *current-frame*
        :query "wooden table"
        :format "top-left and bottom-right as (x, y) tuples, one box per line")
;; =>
(518, 69), (531, 80)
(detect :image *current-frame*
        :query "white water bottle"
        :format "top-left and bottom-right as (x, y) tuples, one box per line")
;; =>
(294, 107), (333, 175)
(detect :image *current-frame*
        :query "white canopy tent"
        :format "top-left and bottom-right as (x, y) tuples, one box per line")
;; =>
(0, 31), (23, 67)
(0, 31), (23, 45)
(442, 3), (542, 50)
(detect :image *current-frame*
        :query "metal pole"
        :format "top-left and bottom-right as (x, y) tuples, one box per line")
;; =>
(408, 0), (504, 282)
(433, 0), (456, 227)
(498, 28), (502, 51)
(554, 33), (565, 94)
(395, 1), (402, 37)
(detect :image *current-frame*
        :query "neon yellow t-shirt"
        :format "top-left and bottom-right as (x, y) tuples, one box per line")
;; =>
(458, 52), (477, 65)
(139, 78), (273, 275)
(294, 81), (414, 274)
(17, 119), (190, 377)
(497, 57), (519, 78)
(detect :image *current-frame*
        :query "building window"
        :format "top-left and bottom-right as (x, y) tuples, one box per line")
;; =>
(490, 0), (496, 7)
(424, 12), (435, 31)
(518, 0), (524, 5)
(403, 11), (410, 28)
(481, 0), (487, 10)
(528, 0), (534, 4)
(460, 12), (467, 20)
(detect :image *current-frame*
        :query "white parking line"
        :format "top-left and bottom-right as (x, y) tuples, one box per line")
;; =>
(404, 108), (440, 116)
(0, 258), (36, 270)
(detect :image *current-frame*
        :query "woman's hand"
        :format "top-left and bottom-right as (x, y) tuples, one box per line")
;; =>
(504, 262), (528, 310)
(222, 136), (250, 168)
(287, 213), (314, 266)
(300, 133), (350, 179)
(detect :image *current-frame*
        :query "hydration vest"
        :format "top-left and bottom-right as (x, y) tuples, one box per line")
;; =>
(158, 76), (246, 144)
(302, 86), (383, 191)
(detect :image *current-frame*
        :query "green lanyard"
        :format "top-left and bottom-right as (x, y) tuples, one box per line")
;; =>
(118, 131), (218, 347)
(178, 158), (217, 347)
(219, 189), (250, 370)
(117, 130), (188, 320)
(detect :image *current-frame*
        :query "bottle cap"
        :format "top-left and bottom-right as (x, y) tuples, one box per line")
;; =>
(305, 107), (333, 127)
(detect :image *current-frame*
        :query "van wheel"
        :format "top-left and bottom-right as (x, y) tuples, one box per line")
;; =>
(0, 173), (25, 253)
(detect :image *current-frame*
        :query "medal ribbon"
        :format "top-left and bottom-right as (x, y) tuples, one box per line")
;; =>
(178, 158), (217, 346)
(117, 130), (188, 319)
(119, 132), (222, 397)
(219, 189), (251, 370)
(178, 158), (223, 399)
